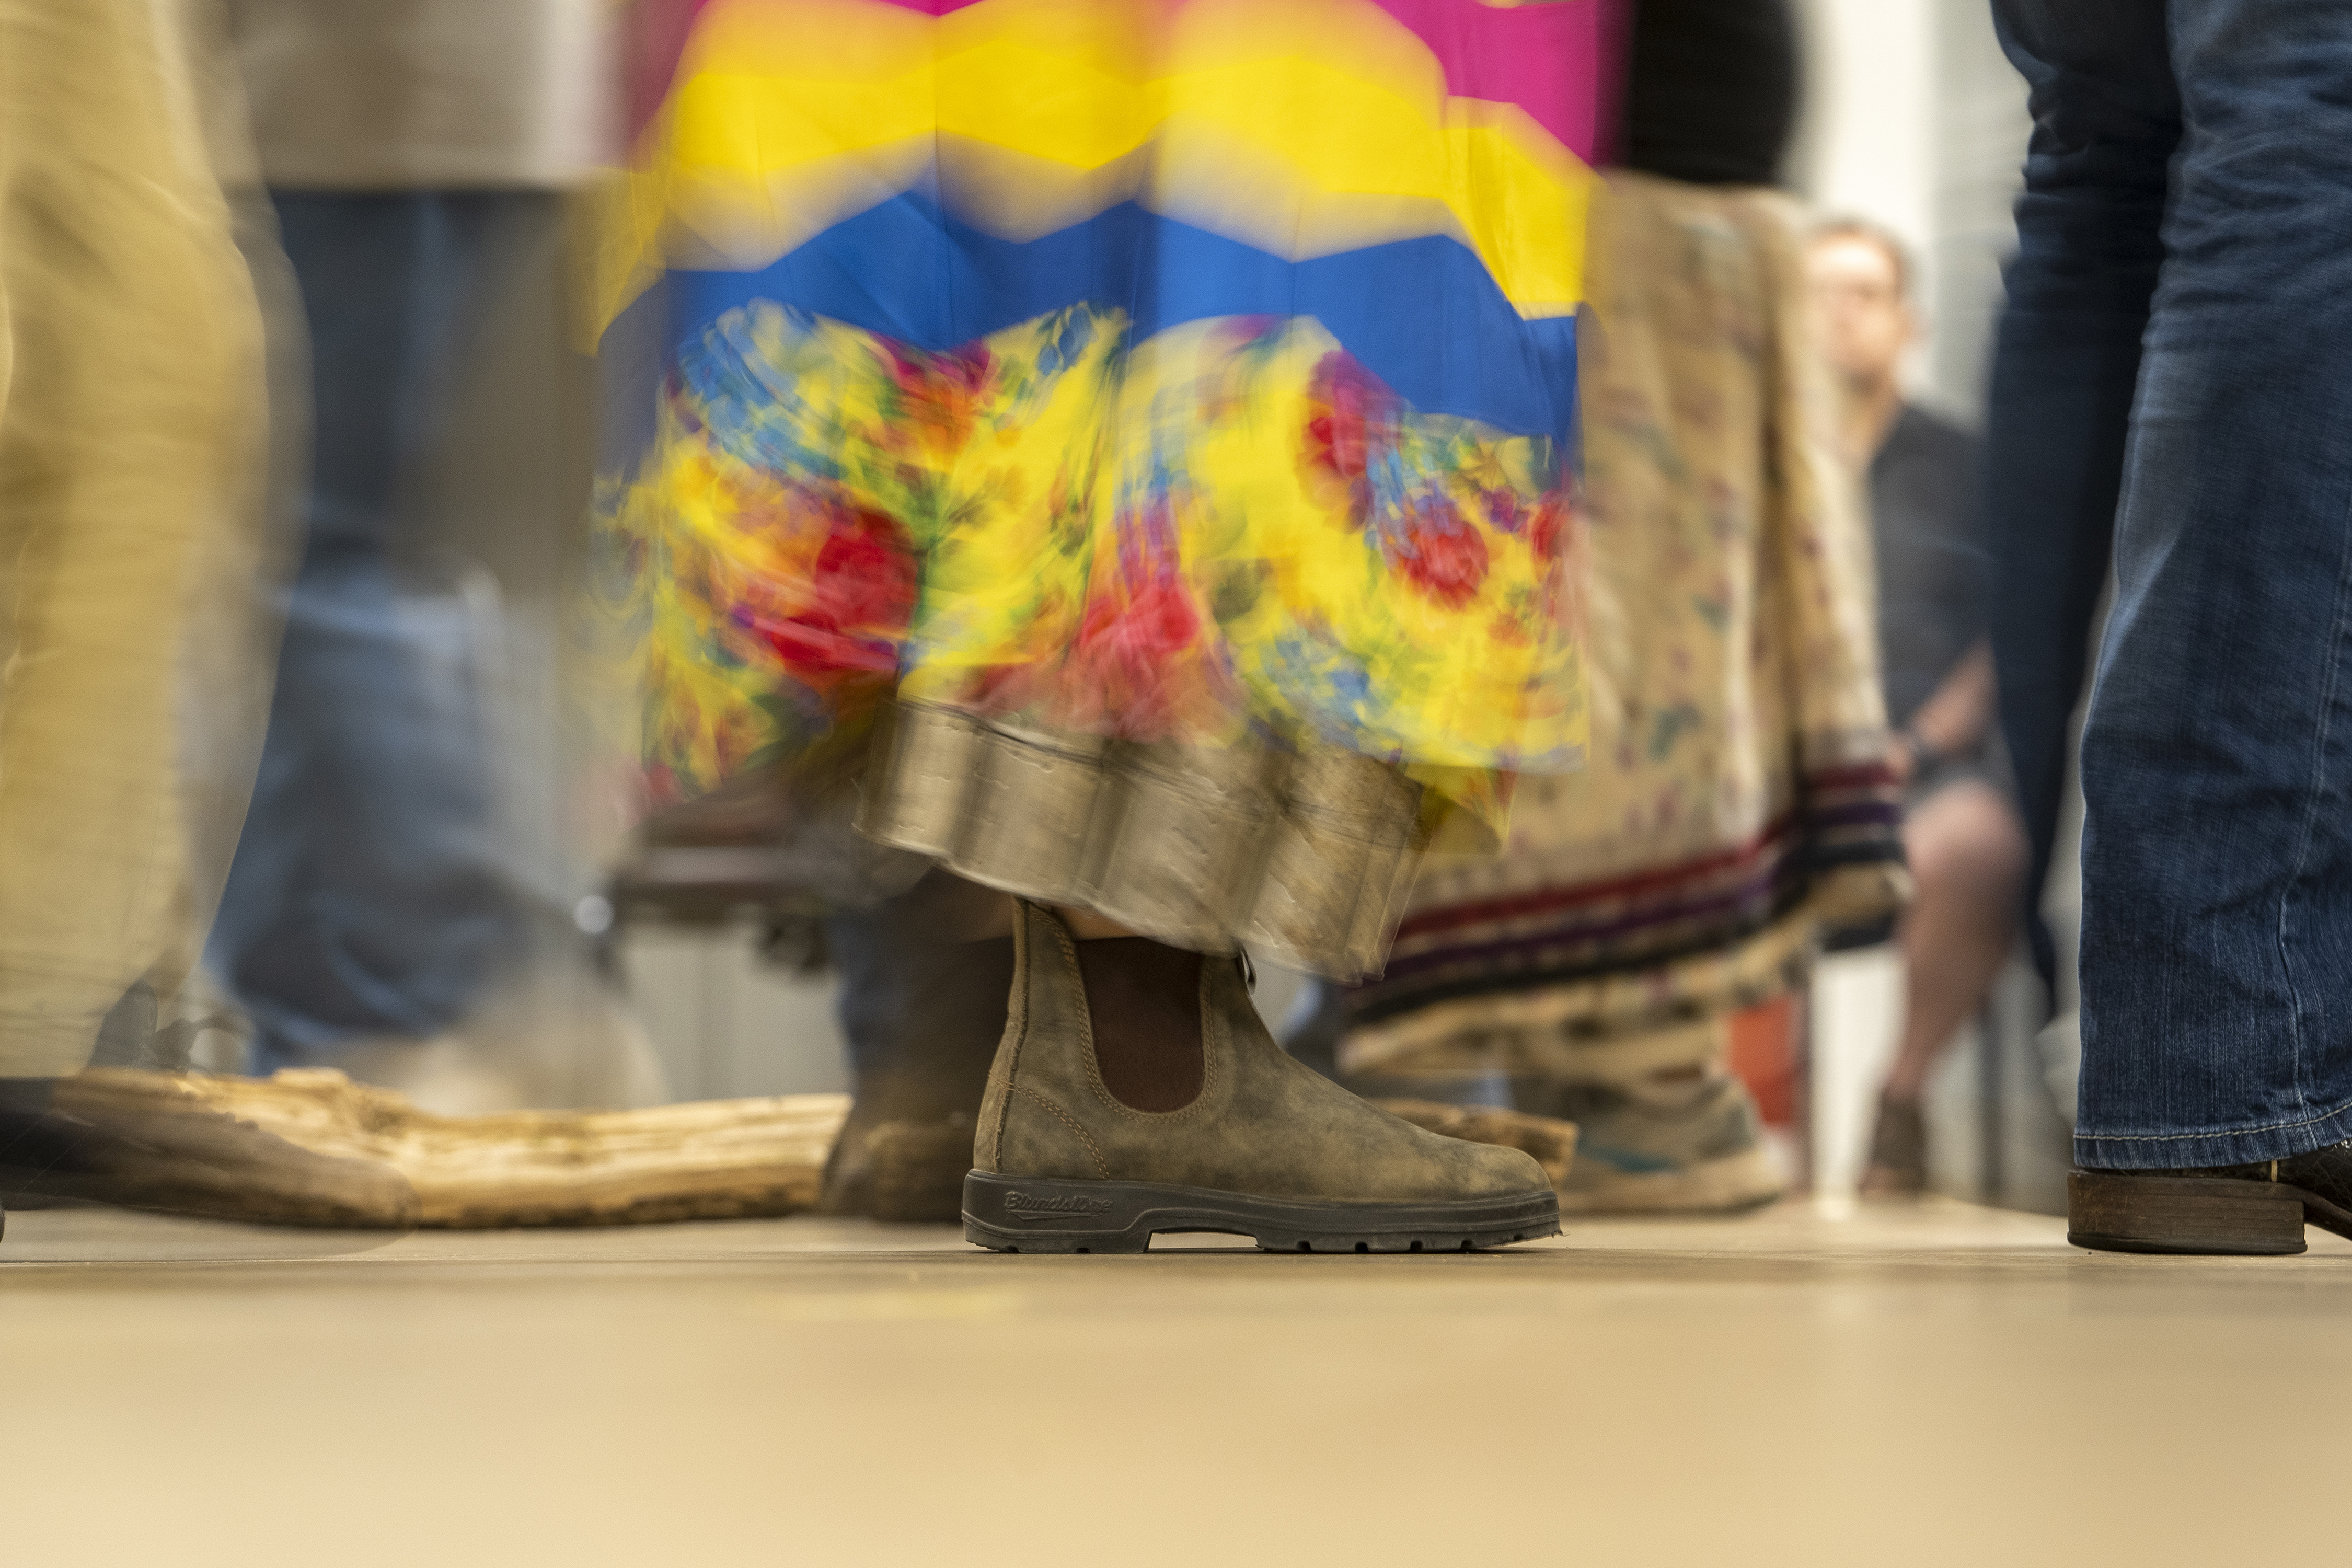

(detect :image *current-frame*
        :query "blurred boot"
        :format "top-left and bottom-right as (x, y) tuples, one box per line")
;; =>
(862, 1120), (986, 1224)
(817, 927), (1012, 1220)
(1512, 1017), (1783, 1215)
(1517, 1071), (1782, 1215)
(961, 903), (1557, 1253)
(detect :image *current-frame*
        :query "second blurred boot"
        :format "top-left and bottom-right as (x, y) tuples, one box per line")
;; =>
(1512, 1018), (1783, 1215)
(820, 874), (1014, 1220)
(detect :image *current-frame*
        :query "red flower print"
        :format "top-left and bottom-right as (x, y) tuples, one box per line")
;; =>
(1389, 495), (1490, 609)
(1303, 353), (1397, 492)
(1306, 411), (1369, 483)
(812, 508), (918, 631)
(1078, 575), (1202, 669)
(1527, 488), (1588, 644)
(1070, 575), (1206, 739)
(1529, 491), (1575, 563)
(746, 500), (917, 683)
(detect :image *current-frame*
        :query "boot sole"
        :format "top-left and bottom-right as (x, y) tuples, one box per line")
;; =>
(2067, 1170), (2352, 1256)
(963, 1171), (1560, 1254)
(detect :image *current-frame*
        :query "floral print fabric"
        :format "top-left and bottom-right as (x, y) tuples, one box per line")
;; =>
(607, 303), (1585, 839)
(1341, 175), (1907, 1073)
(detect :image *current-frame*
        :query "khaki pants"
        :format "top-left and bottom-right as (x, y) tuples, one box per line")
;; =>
(0, 1), (266, 1075)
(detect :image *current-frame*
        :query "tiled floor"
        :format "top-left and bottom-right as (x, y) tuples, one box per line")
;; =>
(4, 1199), (2344, 1566)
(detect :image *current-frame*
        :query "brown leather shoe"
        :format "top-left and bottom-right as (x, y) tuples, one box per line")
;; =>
(2069, 1142), (2352, 1256)
(961, 904), (1559, 1253)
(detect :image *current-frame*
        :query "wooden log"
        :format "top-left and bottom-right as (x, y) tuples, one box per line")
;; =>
(61, 1068), (850, 1229)
(49, 1074), (1573, 1229)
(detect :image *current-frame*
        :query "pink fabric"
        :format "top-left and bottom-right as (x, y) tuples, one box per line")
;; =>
(626, 0), (711, 139)
(1361, 0), (1609, 159)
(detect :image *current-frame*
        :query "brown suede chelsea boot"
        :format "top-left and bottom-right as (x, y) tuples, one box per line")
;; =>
(961, 903), (1560, 1253)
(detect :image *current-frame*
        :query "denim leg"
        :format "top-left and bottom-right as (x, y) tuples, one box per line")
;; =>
(2074, 0), (2352, 1166)
(826, 904), (912, 1081)
(207, 194), (530, 1067)
(1983, 0), (2175, 986)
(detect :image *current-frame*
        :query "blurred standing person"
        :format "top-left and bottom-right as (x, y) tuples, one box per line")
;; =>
(1806, 221), (2028, 1195)
(1979, 3), (2352, 1254)
(1336, 0), (1908, 1216)
(207, 3), (646, 1109)
(0, 0), (416, 1227)
(606, 0), (1607, 1252)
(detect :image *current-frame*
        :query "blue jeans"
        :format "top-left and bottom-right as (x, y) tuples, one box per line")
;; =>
(1989, 1), (2352, 1167)
(207, 194), (531, 1070)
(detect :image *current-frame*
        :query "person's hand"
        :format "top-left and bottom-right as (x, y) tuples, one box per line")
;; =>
(1886, 730), (1917, 785)
(1887, 728), (1942, 786)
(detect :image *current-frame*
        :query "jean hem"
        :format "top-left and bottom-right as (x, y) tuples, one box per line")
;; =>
(2075, 1096), (2352, 1169)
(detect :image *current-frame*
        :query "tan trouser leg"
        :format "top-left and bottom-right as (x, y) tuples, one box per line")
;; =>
(0, 0), (265, 1074)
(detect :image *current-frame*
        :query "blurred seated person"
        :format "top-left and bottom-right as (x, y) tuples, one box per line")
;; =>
(1806, 221), (2031, 1194)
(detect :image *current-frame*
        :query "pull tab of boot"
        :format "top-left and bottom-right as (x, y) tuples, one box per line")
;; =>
(1236, 948), (1256, 993)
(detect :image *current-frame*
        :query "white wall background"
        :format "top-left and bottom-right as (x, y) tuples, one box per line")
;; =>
(1790, 0), (2073, 1209)
(1792, 0), (2027, 414)
(1792, 0), (1940, 266)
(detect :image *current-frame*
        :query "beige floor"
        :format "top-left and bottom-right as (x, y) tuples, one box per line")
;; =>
(3, 1200), (2346, 1568)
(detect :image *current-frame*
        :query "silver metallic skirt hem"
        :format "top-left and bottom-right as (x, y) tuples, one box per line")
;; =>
(856, 702), (1424, 981)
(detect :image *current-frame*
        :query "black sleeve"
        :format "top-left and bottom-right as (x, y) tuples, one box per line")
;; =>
(1620, 0), (1804, 188)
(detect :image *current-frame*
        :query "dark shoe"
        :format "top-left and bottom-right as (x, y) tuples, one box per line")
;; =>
(1860, 1092), (1929, 1197)
(818, 934), (1013, 1218)
(822, 1099), (985, 1220)
(0, 1073), (419, 1228)
(962, 904), (1559, 1253)
(1374, 1100), (1579, 1193)
(1513, 1072), (1781, 1215)
(2068, 1142), (2352, 1256)
(817, 1089), (912, 1216)
(864, 1117), (978, 1222)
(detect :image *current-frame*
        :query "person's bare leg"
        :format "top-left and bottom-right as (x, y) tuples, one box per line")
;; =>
(1865, 781), (2028, 1191)
(1886, 782), (2030, 1098)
